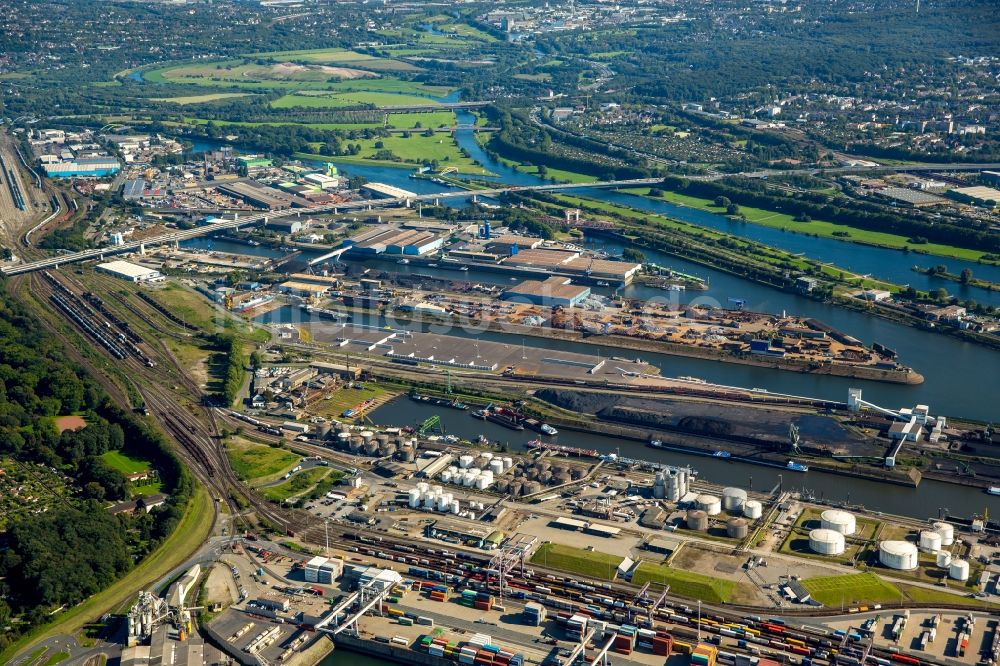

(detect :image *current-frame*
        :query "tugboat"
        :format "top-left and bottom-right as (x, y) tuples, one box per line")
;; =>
(523, 418), (558, 436)
(786, 460), (809, 473)
(988, 486), (1000, 496)
(485, 409), (525, 431)
(713, 450), (732, 459)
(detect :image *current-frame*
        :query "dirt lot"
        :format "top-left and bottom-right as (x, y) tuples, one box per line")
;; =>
(203, 563), (238, 608)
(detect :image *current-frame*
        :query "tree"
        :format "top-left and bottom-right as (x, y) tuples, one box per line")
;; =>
(726, 203), (740, 215)
(960, 268), (973, 284)
(933, 288), (949, 301)
(714, 196), (731, 207)
(622, 248), (646, 263)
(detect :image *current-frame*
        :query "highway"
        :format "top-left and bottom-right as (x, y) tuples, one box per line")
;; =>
(0, 177), (661, 276)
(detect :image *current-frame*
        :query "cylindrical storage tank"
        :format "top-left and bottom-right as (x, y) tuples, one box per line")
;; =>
(696, 494), (722, 516)
(949, 559), (970, 581)
(933, 522), (954, 546)
(686, 509), (709, 531)
(451, 500), (460, 514)
(879, 541), (919, 570)
(408, 489), (421, 508)
(821, 510), (857, 536)
(726, 518), (749, 539)
(440, 471), (453, 484)
(722, 488), (748, 512)
(524, 481), (542, 495)
(437, 495), (451, 512)
(462, 473), (475, 487)
(376, 433), (390, 446)
(539, 471), (553, 484)
(400, 446), (416, 462)
(489, 460), (504, 476)
(919, 530), (942, 553)
(360, 430), (375, 442)
(809, 529), (846, 555)
(743, 500), (763, 519)
(476, 477), (491, 490)
(423, 495), (436, 508)
(936, 551), (952, 568)
(416, 482), (429, 493)
(554, 473), (571, 486)
(349, 436), (363, 452)
(482, 452), (494, 461)
(379, 443), (396, 457)
(337, 431), (351, 447)
(364, 440), (379, 456)
(510, 481), (522, 497)
(432, 485), (443, 496)
(503, 457), (513, 470)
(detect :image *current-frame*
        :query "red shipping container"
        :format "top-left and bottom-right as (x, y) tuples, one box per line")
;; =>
(614, 648), (632, 655)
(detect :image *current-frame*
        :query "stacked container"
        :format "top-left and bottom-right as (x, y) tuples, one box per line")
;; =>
(566, 614), (587, 642)
(614, 627), (636, 655)
(523, 602), (546, 626)
(651, 631), (673, 656)
(692, 643), (719, 666)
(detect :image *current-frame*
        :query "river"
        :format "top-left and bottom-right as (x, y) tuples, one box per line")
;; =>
(188, 110), (1000, 421)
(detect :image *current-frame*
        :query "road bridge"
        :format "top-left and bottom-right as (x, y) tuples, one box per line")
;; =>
(1, 178), (661, 276)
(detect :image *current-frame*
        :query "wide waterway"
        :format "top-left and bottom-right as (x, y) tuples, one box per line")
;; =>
(191, 115), (1000, 420)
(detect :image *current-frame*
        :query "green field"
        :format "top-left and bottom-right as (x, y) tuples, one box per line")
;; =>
(299, 132), (489, 174)
(630, 562), (736, 603)
(271, 91), (442, 109)
(150, 93), (253, 105)
(243, 47), (378, 63)
(634, 187), (989, 262)
(261, 467), (331, 502)
(800, 573), (903, 606)
(225, 438), (300, 483)
(101, 450), (151, 475)
(530, 543), (624, 581)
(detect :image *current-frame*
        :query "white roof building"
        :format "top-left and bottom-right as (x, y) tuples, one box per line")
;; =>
(96, 260), (164, 283)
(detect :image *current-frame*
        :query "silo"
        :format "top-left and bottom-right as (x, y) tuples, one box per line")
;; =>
(743, 500), (763, 519)
(696, 494), (722, 516)
(726, 518), (749, 539)
(722, 488), (748, 512)
(820, 510), (857, 536)
(919, 530), (942, 553)
(936, 551), (952, 568)
(949, 559), (970, 581)
(652, 472), (666, 500)
(408, 489), (421, 508)
(665, 470), (689, 502)
(933, 522), (954, 546)
(809, 529), (846, 555)
(686, 510), (709, 531)
(879, 541), (919, 570)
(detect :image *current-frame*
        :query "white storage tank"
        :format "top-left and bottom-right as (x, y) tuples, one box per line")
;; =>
(462, 473), (475, 487)
(502, 457), (514, 471)
(936, 551), (952, 568)
(423, 495), (436, 509)
(742, 500), (763, 519)
(809, 528), (846, 555)
(408, 488), (421, 508)
(949, 559), (970, 581)
(432, 485), (443, 496)
(879, 541), (919, 570)
(416, 482), (429, 493)
(933, 522), (954, 546)
(722, 487), (748, 512)
(476, 477), (491, 490)
(482, 452), (494, 461)
(441, 471), (453, 484)
(919, 530), (942, 553)
(821, 509), (857, 536)
(451, 500), (461, 514)
(437, 495), (452, 512)
(459, 455), (475, 469)
(489, 460), (505, 476)
(696, 494), (722, 516)
(360, 430), (375, 442)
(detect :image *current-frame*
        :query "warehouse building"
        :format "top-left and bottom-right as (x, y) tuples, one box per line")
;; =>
(503, 276), (591, 307)
(304, 556), (342, 583)
(502, 247), (641, 284)
(44, 157), (121, 178)
(947, 185), (1000, 208)
(277, 281), (330, 299)
(303, 172), (341, 190)
(360, 182), (417, 199)
(265, 219), (303, 235)
(96, 260), (164, 283)
(342, 225), (443, 256)
(216, 180), (310, 210)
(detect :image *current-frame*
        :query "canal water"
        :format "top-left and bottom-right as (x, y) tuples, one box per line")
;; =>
(190, 113), (1000, 420)
(366, 397), (992, 522)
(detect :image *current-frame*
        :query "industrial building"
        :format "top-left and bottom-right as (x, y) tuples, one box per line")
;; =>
(303, 172), (341, 190)
(503, 276), (591, 307)
(96, 260), (165, 283)
(265, 219), (303, 235)
(502, 247), (641, 284)
(278, 281), (330, 299)
(216, 180), (309, 210)
(304, 556), (342, 583)
(44, 157), (120, 178)
(947, 185), (1000, 208)
(342, 225), (444, 256)
(360, 182), (417, 199)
